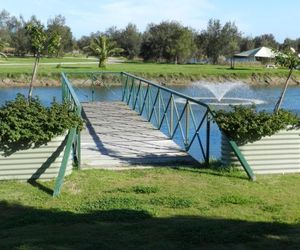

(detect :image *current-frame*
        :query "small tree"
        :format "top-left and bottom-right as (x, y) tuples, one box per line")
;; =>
(85, 35), (123, 68)
(0, 39), (9, 58)
(274, 48), (300, 113)
(26, 23), (61, 101)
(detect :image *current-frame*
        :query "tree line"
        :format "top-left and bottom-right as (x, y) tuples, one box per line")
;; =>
(1, 9), (300, 64)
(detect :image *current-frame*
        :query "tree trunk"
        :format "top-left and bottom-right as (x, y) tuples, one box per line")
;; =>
(28, 56), (40, 102)
(274, 68), (293, 113)
(230, 57), (235, 69)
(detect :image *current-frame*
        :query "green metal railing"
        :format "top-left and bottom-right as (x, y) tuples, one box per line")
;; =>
(120, 72), (256, 181)
(62, 71), (256, 181)
(53, 73), (82, 197)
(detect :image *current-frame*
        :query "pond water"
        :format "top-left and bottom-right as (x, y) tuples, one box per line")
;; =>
(1, 84), (300, 162)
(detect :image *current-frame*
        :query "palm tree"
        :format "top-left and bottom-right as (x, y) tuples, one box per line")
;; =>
(86, 35), (123, 68)
(0, 39), (9, 58)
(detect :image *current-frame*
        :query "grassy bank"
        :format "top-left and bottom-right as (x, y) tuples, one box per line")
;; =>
(1, 57), (300, 84)
(0, 167), (299, 249)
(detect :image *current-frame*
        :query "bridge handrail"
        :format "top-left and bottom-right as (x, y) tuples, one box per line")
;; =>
(120, 71), (255, 181)
(122, 72), (211, 109)
(62, 71), (255, 181)
(53, 73), (82, 197)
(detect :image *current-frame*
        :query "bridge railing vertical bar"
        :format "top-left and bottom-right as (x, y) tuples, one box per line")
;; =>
(53, 73), (82, 197)
(120, 71), (256, 181)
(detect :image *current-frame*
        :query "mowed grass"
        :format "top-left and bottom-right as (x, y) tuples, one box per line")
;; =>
(0, 56), (299, 80)
(0, 167), (299, 249)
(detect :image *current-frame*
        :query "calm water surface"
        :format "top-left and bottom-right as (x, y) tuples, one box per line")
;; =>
(1, 85), (299, 161)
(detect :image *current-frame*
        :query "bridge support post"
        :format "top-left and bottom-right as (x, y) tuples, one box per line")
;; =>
(170, 95), (174, 137)
(206, 113), (210, 166)
(185, 101), (190, 147)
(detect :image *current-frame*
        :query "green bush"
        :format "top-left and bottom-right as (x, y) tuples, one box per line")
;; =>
(0, 94), (83, 154)
(214, 106), (299, 144)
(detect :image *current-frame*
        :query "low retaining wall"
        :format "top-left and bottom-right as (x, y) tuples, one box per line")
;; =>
(0, 134), (73, 181)
(221, 129), (300, 174)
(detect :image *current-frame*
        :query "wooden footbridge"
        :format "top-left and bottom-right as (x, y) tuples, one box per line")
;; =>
(81, 101), (194, 168)
(53, 72), (255, 196)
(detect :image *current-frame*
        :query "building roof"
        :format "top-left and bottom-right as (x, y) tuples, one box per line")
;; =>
(234, 46), (276, 58)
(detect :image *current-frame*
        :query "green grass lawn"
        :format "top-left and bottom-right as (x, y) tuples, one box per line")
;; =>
(0, 167), (299, 249)
(0, 56), (299, 80)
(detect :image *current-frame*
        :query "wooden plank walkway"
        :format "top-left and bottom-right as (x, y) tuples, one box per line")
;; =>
(80, 102), (196, 169)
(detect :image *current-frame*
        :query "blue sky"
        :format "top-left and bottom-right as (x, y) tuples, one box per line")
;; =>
(0, 0), (299, 42)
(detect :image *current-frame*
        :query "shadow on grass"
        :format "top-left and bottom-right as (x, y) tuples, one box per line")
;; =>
(172, 162), (249, 180)
(216, 67), (253, 71)
(60, 66), (95, 69)
(0, 200), (299, 249)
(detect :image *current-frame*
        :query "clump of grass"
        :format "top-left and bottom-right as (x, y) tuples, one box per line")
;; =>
(212, 195), (262, 206)
(260, 204), (282, 213)
(150, 196), (193, 209)
(83, 196), (141, 211)
(132, 185), (160, 194)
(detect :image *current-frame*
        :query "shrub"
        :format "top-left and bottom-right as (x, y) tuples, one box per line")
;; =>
(0, 94), (83, 154)
(213, 106), (299, 144)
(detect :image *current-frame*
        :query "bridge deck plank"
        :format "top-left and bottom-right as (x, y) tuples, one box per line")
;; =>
(81, 102), (196, 169)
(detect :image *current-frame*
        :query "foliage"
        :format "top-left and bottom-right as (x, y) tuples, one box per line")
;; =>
(46, 15), (74, 56)
(274, 47), (300, 112)
(198, 19), (241, 64)
(0, 38), (8, 58)
(25, 21), (62, 100)
(118, 23), (142, 59)
(47, 32), (62, 56)
(140, 21), (196, 63)
(25, 22), (47, 56)
(275, 48), (300, 69)
(0, 94), (83, 154)
(214, 105), (299, 144)
(85, 35), (123, 67)
(253, 33), (278, 49)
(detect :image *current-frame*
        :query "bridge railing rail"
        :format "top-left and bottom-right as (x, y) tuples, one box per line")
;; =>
(120, 72), (255, 181)
(62, 71), (255, 181)
(53, 73), (83, 196)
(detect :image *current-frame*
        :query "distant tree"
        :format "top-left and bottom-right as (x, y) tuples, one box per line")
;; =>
(26, 22), (61, 100)
(140, 21), (195, 63)
(274, 48), (300, 113)
(118, 23), (141, 59)
(221, 21), (241, 57)
(77, 35), (92, 51)
(280, 38), (298, 51)
(201, 19), (222, 64)
(47, 15), (73, 56)
(253, 34), (278, 49)
(201, 19), (240, 64)
(0, 38), (8, 58)
(239, 37), (255, 52)
(104, 26), (121, 44)
(0, 9), (11, 43)
(85, 35), (123, 67)
(6, 16), (30, 56)
(194, 32), (206, 60)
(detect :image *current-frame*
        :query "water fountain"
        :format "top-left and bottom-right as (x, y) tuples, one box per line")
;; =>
(175, 81), (264, 106)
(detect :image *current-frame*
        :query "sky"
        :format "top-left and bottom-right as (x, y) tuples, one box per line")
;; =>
(0, 0), (299, 42)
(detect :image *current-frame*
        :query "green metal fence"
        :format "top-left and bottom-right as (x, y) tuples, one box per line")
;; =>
(53, 73), (82, 197)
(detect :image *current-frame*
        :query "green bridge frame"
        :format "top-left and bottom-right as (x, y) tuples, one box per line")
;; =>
(53, 72), (255, 197)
